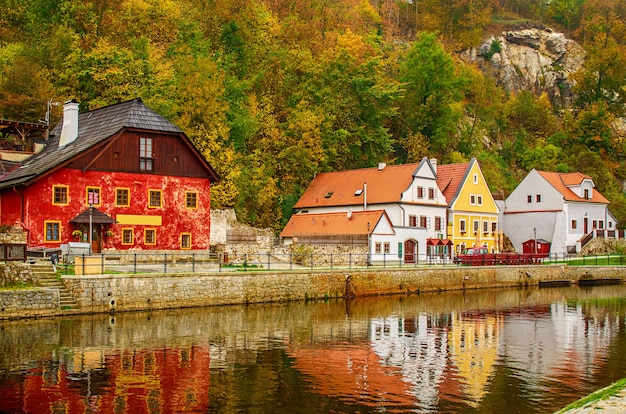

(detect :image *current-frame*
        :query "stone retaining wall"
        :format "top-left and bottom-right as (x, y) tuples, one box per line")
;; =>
(0, 288), (59, 319)
(61, 265), (626, 314)
(2, 265), (626, 319)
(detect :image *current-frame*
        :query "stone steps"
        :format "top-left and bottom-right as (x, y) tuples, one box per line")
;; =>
(30, 261), (80, 311)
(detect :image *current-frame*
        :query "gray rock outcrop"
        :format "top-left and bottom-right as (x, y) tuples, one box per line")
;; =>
(461, 28), (585, 108)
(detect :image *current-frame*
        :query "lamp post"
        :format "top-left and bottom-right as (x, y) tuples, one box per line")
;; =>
(533, 227), (537, 254)
(89, 204), (93, 255)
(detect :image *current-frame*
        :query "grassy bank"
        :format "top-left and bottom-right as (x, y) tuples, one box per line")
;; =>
(556, 378), (626, 413)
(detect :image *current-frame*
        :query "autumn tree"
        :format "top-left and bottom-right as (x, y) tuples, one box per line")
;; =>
(397, 32), (468, 160)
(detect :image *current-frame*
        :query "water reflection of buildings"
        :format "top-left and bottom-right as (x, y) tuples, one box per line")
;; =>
(447, 312), (502, 407)
(12, 345), (210, 413)
(502, 301), (619, 391)
(289, 311), (503, 411)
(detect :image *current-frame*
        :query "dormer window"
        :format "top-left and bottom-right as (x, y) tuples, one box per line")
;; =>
(584, 189), (590, 199)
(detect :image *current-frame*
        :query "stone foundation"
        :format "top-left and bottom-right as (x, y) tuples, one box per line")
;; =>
(2, 265), (626, 319)
(0, 288), (59, 318)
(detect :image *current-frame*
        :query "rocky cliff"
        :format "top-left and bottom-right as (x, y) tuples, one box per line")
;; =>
(461, 28), (585, 108)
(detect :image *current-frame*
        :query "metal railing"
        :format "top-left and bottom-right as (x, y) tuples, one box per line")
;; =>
(53, 251), (626, 275)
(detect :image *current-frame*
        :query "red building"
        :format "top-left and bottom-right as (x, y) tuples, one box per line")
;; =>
(0, 99), (219, 252)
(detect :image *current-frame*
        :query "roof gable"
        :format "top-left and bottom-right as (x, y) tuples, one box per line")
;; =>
(414, 157), (437, 180)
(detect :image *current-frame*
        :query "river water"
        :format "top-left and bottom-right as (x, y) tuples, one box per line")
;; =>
(2, 285), (626, 413)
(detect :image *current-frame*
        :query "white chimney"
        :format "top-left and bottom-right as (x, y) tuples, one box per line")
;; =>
(430, 158), (437, 173)
(59, 99), (79, 147)
(378, 162), (386, 171)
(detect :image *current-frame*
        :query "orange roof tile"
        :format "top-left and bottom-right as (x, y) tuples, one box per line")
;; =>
(293, 164), (422, 209)
(537, 171), (609, 203)
(436, 162), (470, 204)
(280, 210), (391, 238)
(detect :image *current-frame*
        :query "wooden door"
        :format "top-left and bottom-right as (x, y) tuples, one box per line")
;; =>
(404, 240), (417, 263)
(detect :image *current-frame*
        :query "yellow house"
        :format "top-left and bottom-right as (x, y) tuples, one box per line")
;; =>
(436, 158), (500, 254)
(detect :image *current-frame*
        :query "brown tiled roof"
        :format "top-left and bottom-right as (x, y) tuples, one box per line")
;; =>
(280, 210), (391, 238)
(293, 163), (424, 209)
(436, 161), (471, 204)
(537, 171), (609, 203)
(0, 98), (218, 189)
(69, 207), (117, 224)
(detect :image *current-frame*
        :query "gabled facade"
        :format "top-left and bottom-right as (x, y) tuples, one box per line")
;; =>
(0, 99), (219, 252)
(503, 169), (615, 253)
(288, 158), (449, 261)
(436, 159), (500, 254)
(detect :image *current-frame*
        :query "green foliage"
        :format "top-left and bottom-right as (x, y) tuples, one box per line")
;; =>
(1, 0), (626, 230)
(483, 39), (502, 60)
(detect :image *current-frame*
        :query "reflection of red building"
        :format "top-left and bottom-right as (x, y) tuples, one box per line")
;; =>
(5, 345), (210, 413)
(0, 99), (219, 252)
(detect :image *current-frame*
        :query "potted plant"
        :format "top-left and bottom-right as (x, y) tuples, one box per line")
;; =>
(105, 229), (114, 237)
(72, 229), (82, 239)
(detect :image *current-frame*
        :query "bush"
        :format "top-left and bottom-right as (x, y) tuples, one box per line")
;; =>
(484, 40), (502, 60)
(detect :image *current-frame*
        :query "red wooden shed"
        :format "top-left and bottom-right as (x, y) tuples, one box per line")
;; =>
(522, 238), (551, 254)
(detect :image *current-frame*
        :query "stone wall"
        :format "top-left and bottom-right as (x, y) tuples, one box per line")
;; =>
(60, 265), (626, 315)
(0, 263), (32, 286)
(0, 227), (27, 244)
(0, 288), (59, 319)
(3, 265), (626, 319)
(273, 244), (368, 267)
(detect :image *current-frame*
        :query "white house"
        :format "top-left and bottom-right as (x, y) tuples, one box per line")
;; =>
(503, 169), (616, 254)
(284, 158), (450, 262)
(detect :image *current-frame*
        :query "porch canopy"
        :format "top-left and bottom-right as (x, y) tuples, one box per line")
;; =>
(426, 238), (453, 246)
(69, 207), (117, 224)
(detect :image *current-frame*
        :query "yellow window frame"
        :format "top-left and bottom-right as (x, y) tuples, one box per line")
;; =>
(185, 191), (198, 209)
(52, 185), (69, 206)
(180, 232), (192, 249)
(86, 186), (102, 206)
(121, 228), (134, 245)
(115, 187), (131, 207)
(44, 220), (62, 242)
(144, 228), (157, 245)
(148, 189), (162, 208)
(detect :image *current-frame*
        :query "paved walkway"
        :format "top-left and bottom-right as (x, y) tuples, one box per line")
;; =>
(558, 388), (626, 413)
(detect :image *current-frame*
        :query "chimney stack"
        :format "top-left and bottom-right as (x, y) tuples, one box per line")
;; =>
(58, 99), (79, 147)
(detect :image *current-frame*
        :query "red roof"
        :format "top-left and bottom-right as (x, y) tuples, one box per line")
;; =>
(436, 162), (470, 204)
(293, 164), (421, 208)
(537, 171), (609, 203)
(280, 210), (390, 238)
